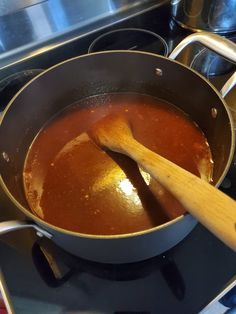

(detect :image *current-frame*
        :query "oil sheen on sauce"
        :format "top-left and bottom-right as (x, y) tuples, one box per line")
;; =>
(23, 93), (213, 235)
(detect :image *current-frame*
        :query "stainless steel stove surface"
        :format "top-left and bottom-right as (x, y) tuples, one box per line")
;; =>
(0, 2), (236, 314)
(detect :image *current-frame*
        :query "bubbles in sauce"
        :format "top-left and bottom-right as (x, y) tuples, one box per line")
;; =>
(23, 93), (213, 235)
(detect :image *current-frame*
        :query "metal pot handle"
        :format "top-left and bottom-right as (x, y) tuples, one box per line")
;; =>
(221, 71), (236, 98)
(169, 31), (236, 97)
(0, 220), (52, 238)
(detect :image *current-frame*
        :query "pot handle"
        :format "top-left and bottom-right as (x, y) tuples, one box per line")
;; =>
(169, 31), (236, 63)
(221, 71), (236, 98)
(169, 32), (236, 97)
(0, 220), (52, 238)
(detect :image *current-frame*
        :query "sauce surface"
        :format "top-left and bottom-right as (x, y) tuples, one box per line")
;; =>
(23, 93), (213, 235)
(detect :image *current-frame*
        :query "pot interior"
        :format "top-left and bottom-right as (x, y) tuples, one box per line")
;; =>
(0, 51), (233, 225)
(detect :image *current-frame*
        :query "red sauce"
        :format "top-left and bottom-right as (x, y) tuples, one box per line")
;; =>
(23, 93), (213, 235)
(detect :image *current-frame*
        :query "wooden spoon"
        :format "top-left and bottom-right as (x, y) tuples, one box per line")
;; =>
(88, 114), (236, 251)
(57, 114), (236, 250)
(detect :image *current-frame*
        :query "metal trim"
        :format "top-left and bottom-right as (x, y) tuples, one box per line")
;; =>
(199, 276), (236, 313)
(0, 270), (15, 314)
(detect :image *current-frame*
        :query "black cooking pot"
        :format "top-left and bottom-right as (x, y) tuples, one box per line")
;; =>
(0, 32), (235, 263)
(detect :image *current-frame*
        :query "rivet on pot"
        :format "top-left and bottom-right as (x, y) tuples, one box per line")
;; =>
(36, 231), (44, 238)
(155, 68), (163, 76)
(2, 152), (10, 162)
(211, 108), (218, 118)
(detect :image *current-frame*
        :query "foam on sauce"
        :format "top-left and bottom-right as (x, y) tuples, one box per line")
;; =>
(23, 93), (213, 235)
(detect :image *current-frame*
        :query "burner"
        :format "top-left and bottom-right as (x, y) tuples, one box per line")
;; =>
(0, 69), (44, 112)
(88, 28), (168, 56)
(32, 237), (185, 300)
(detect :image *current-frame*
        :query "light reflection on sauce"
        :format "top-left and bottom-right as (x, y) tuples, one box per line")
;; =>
(118, 178), (141, 207)
(23, 93), (213, 235)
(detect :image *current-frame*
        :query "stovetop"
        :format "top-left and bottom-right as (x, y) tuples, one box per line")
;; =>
(0, 2), (236, 314)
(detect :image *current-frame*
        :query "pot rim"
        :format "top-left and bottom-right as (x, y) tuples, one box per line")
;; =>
(0, 50), (235, 239)
(172, 17), (236, 34)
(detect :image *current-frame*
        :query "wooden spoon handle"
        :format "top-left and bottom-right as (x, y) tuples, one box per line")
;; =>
(121, 138), (236, 251)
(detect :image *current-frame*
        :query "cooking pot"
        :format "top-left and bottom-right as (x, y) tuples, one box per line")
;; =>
(0, 32), (235, 264)
(176, 35), (236, 78)
(171, 0), (236, 34)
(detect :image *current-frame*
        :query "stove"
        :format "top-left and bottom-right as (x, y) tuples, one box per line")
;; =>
(0, 2), (236, 314)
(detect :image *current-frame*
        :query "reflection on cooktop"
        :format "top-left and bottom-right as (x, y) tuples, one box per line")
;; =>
(88, 28), (169, 56)
(32, 237), (185, 301)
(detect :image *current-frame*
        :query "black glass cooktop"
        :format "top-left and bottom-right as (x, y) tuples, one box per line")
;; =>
(0, 2), (236, 314)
